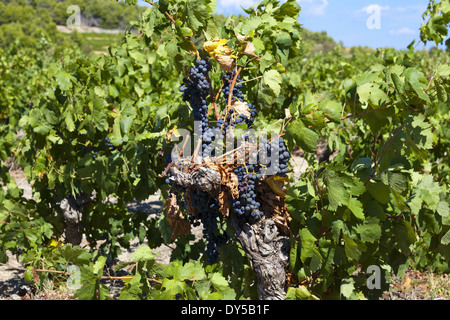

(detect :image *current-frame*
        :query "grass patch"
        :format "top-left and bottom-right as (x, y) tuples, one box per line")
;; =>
(382, 269), (450, 300)
(58, 31), (122, 54)
(81, 32), (121, 53)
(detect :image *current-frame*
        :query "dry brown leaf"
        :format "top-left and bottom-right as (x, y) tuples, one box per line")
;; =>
(207, 163), (226, 180)
(236, 34), (246, 42)
(218, 190), (231, 217)
(214, 55), (236, 72)
(206, 164), (239, 200)
(165, 195), (191, 240)
(256, 179), (292, 235)
(225, 169), (240, 199)
(285, 108), (292, 119)
(231, 100), (251, 117)
(272, 214), (291, 236)
(242, 41), (259, 59)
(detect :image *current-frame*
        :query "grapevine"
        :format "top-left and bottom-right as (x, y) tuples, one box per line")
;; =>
(165, 49), (293, 269)
(0, 0), (448, 302)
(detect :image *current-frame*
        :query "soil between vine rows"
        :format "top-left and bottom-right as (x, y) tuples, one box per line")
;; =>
(1, 157), (449, 300)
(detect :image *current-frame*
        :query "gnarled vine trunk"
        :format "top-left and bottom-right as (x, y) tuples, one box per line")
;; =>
(167, 165), (290, 300)
(229, 213), (290, 300)
(59, 192), (96, 245)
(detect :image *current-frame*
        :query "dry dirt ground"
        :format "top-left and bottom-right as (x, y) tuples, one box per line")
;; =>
(1, 156), (449, 300)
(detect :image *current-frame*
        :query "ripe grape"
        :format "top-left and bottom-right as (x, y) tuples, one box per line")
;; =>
(258, 137), (290, 177)
(190, 189), (228, 264)
(179, 58), (212, 132)
(231, 166), (263, 220)
(105, 137), (114, 150)
(217, 72), (258, 135)
(222, 71), (245, 102)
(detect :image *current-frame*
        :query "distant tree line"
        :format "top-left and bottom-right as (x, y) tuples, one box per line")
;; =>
(301, 29), (337, 54)
(0, 0), (144, 47)
(0, 0), (57, 47)
(2, 0), (144, 29)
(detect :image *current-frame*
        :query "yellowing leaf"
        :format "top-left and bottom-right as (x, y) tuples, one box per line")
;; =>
(203, 39), (228, 52)
(203, 39), (236, 58)
(273, 176), (289, 183)
(49, 239), (65, 251)
(266, 176), (286, 197)
(203, 38), (238, 71)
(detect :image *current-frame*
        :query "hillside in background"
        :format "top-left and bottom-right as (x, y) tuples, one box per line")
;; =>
(0, 0), (361, 55)
(0, 0), (143, 49)
(1, 0), (144, 29)
(1, 0), (447, 55)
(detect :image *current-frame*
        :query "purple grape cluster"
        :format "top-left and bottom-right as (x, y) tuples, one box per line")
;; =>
(232, 166), (263, 220)
(165, 60), (293, 267)
(217, 72), (258, 135)
(105, 137), (114, 151)
(222, 71), (244, 102)
(81, 145), (98, 159)
(190, 189), (228, 264)
(259, 137), (290, 177)
(179, 58), (212, 132)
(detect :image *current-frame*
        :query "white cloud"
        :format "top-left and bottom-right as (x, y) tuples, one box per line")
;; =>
(389, 27), (416, 36)
(298, 0), (329, 16)
(392, 4), (425, 14)
(359, 4), (390, 14)
(217, 0), (258, 9)
(359, 4), (424, 16)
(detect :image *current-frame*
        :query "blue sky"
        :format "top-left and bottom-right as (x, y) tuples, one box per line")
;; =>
(138, 0), (439, 50)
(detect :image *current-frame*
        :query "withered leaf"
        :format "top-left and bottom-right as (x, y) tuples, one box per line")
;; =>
(225, 170), (240, 199)
(242, 41), (259, 59)
(218, 191), (231, 217)
(214, 54), (236, 72)
(231, 100), (251, 117)
(165, 195), (191, 240)
(265, 176), (286, 197)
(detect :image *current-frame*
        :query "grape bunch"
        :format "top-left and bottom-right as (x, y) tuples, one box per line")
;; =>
(165, 57), (293, 268)
(232, 166), (263, 220)
(229, 137), (290, 220)
(81, 145), (98, 159)
(190, 189), (228, 264)
(201, 127), (225, 158)
(275, 138), (290, 176)
(179, 58), (212, 132)
(105, 137), (114, 151)
(217, 72), (258, 134)
(217, 103), (258, 137)
(222, 71), (245, 102)
(258, 137), (290, 177)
